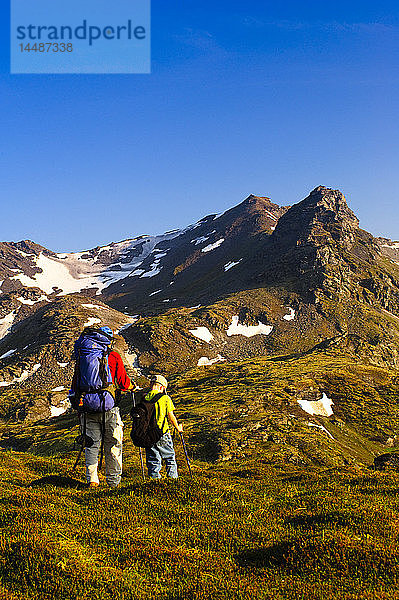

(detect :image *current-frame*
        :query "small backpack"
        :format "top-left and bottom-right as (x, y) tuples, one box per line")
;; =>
(71, 327), (116, 412)
(130, 391), (167, 448)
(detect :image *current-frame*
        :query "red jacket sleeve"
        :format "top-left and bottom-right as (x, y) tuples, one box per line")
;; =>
(108, 351), (132, 391)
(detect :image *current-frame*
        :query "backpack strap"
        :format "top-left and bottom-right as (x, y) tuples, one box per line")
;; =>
(146, 392), (166, 404)
(147, 392), (168, 435)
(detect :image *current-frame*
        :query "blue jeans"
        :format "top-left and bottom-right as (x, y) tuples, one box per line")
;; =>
(145, 430), (178, 479)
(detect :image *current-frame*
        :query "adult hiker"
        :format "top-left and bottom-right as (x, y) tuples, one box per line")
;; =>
(131, 374), (183, 480)
(71, 325), (134, 488)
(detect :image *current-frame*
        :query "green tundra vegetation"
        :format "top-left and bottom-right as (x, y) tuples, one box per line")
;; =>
(1, 350), (399, 599)
(1, 449), (399, 599)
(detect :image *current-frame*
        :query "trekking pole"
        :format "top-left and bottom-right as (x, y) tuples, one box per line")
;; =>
(138, 447), (145, 481)
(71, 413), (86, 474)
(179, 431), (193, 478)
(71, 445), (84, 473)
(131, 390), (146, 481)
(98, 394), (106, 471)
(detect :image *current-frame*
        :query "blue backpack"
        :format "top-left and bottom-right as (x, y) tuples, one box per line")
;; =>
(71, 328), (115, 412)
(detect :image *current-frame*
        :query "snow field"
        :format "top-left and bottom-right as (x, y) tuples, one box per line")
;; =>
(202, 239), (225, 253)
(298, 393), (334, 417)
(0, 312), (16, 341)
(189, 327), (214, 343)
(226, 316), (273, 337)
(197, 355), (225, 366)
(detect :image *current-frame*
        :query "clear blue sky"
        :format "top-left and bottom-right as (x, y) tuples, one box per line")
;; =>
(1, 1), (398, 251)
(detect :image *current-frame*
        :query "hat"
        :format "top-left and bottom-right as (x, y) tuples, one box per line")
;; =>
(150, 374), (168, 389)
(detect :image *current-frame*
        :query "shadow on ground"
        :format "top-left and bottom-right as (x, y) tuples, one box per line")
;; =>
(28, 475), (86, 489)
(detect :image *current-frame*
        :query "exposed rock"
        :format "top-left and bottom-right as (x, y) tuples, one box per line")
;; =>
(374, 453), (399, 471)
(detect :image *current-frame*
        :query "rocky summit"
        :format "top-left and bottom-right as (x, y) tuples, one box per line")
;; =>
(1, 186), (399, 469)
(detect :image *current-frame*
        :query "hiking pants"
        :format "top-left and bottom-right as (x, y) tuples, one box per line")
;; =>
(80, 407), (123, 487)
(145, 430), (178, 479)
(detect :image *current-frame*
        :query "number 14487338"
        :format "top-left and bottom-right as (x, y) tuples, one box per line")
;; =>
(19, 43), (73, 52)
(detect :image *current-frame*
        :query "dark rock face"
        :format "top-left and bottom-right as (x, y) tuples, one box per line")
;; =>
(273, 186), (359, 246)
(374, 453), (399, 471)
(253, 186), (368, 295)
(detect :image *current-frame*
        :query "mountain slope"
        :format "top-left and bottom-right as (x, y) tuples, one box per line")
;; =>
(2, 186), (399, 437)
(122, 186), (399, 375)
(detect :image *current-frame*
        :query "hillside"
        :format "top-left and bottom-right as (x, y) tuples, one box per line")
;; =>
(1, 348), (399, 598)
(2, 186), (399, 598)
(1, 420), (399, 599)
(1, 186), (399, 470)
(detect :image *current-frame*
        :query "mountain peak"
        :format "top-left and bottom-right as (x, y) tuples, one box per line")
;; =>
(273, 186), (359, 247)
(241, 194), (282, 211)
(307, 186), (358, 220)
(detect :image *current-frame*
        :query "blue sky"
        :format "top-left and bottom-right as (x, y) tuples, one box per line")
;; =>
(1, 0), (398, 251)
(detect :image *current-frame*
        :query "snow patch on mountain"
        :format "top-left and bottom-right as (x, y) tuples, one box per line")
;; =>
(50, 399), (70, 418)
(202, 239), (225, 253)
(224, 260), (242, 271)
(298, 393), (334, 417)
(283, 307), (296, 321)
(0, 311), (16, 340)
(10, 230), (185, 296)
(16, 295), (48, 305)
(192, 236), (210, 245)
(15, 249), (34, 258)
(226, 316), (273, 337)
(189, 327), (214, 343)
(0, 349), (16, 360)
(83, 317), (101, 328)
(0, 363), (42, 387)
(16, 363), (41, 383)
(140, 258), (163, 278)
(308, 422), (335, 440)
(197, 354), (225, 366)
(82, 304), (106, 310)
(12, 254), (99, 296)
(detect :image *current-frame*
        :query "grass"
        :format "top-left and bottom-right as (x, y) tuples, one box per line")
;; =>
(1, 449), (399, 599)
(2, 349), (399, 598)
(2, 348), (397, 467)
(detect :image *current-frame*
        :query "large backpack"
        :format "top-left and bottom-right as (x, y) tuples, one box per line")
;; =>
(130, 391), (167, 448)
(71, 327), (116, 413)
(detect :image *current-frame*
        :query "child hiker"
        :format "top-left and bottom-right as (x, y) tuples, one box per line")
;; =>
(145, 374), (183, 479)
